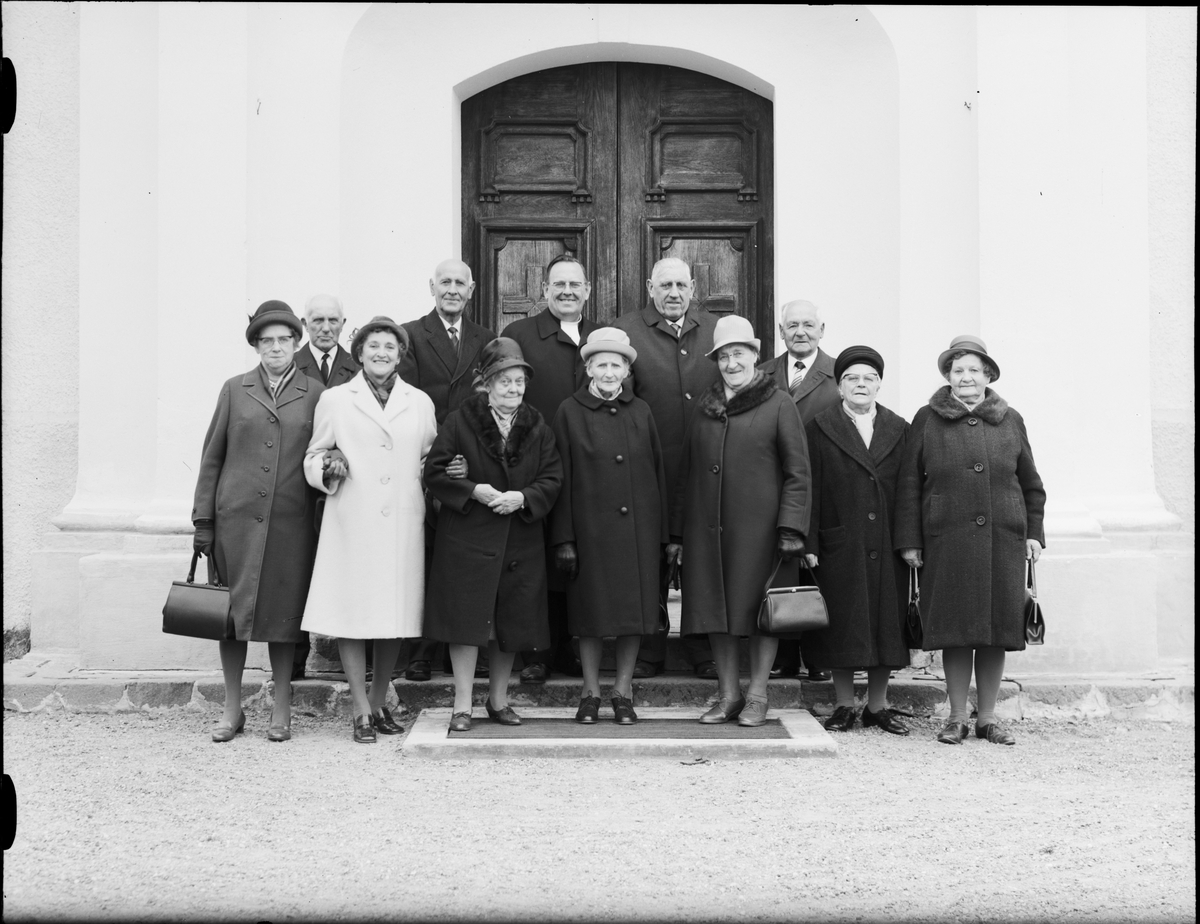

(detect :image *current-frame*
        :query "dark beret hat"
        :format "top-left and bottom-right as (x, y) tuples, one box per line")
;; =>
(350, 316), (410, 363)
(834, 345), (885, 382)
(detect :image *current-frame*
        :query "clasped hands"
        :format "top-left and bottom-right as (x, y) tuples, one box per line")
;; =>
(471, 483), (525, 515)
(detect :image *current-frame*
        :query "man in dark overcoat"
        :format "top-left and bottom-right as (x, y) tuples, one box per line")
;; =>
(398, 259), (496, 681)
(503, 253), (597, 682)
(611, 257), (720, 677)
(757, 298), (839, 681)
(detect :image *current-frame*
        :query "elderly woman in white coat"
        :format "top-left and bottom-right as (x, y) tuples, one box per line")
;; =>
(302, 316), (438, 743)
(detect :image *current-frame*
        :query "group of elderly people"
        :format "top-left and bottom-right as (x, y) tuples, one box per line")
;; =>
(192, 256), (1045, 748)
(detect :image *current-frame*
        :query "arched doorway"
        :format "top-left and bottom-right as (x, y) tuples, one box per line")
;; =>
(462, 63), (774, 354)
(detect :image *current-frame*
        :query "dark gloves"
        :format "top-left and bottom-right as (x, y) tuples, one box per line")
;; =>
(554, 542), (579, 581)
(193, 520), (215, 556)
(777, 528), (806, 561)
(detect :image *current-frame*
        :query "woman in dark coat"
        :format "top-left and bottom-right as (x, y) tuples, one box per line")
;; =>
(424, 338), (563, 732)
(192, 301), (323, 743)
(668, 315), (811, 728)
(803, 346), (911, 735)
(896, 335), (1046, 746)
(550, 328), (668, 726)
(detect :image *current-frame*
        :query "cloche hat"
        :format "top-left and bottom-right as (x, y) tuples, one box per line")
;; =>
(473, 337), (534, 387)
(834, 345), (885, 382)
(706, 314), (761, 359)
(245, 300), (303, 345)
(937, 334), (1000, 382)
(580, 327), (637, 363)
(350, 316), (410, 363)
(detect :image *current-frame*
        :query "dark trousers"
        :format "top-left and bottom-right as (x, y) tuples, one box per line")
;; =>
(521, 591), (574, 670)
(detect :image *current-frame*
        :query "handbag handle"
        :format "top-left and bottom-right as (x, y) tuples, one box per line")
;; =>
(763, 555), (818, 596)
(188, 551), (226, 588)
(1026, 557), (1038, 599)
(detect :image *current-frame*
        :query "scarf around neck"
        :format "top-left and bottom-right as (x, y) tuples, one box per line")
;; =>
(365, 370), (398, 410)
(259, 362), (297, 403)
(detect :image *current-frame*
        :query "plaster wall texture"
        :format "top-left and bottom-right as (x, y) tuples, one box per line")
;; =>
(1, 2), (81, 635)
(1146, 6), (1196, 533)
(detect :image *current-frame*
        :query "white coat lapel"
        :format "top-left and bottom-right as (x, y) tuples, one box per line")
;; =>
(347, 373), (393, 437)
(385, 379), (412, 423)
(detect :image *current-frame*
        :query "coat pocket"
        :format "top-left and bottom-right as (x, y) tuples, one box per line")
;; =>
(818, 525), (848, 551)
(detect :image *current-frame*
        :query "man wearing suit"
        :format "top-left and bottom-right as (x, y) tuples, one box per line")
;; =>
(612, 257), (721, 678)
(504, 253), (598, 683)
(294, 293), (360, 388)
(398, 258), (496, 681)
(758, 298), (838, 681)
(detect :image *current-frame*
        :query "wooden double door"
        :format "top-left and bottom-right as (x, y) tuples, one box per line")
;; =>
(462, 63), (774, 356)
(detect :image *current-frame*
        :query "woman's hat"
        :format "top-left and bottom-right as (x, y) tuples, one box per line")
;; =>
(580, 327), (637, 363)
(245, 300), (303, 345)
(937, 334), (1000, 382)
(474, 337), (534, 386)
(706, 314), (761, 359)
(350, 316), (410, 362)
(834, 345), (885, 382)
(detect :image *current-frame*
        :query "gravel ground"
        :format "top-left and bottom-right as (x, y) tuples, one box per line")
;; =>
(2, 710), (1194, 923)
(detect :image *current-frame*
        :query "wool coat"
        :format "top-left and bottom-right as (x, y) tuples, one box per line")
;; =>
(549, 384), (669, 638)
(671, 373), (812, 637)
(612, 305), (721, 493)
(423, 393), (563, 652)
(802, 403), (911, 670)
(192, 366), (325, 643)
(300, 372), (438, 639)
(758, 347), (841, 426)
(399, 309), (495, 424)
(294, 342), (360, 388)
(894, 386), (1046, 651)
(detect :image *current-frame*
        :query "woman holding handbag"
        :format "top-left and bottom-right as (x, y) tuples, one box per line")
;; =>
(668, 315), (812, 728)
(895, 336), (1046, 746)
(192, 301), (324, 743)
(801, 347), (912, 735)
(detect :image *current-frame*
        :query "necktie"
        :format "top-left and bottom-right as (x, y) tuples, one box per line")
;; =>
(789, 360), (806, 399)
(320, 351), (331, 385)
(668, 321), (682, 339)
(448, 325), (460, 356)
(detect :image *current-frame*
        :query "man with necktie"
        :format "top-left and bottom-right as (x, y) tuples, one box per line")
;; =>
(294, 294), (360, 389)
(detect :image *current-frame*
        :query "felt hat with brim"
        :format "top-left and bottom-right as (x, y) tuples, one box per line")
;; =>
(937, 334), (1000, 382)
(474, 337), (534, 387)
(834, 345), (885, 382)
(580, 327), (637, 363)
(706, 314), (761, 359)
(246, 300), (303, 345)
(350, 316), (410, 363)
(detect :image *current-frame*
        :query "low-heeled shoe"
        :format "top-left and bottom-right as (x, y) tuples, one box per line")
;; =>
(699, 696), (746, 724)
(769, 664), (800, 679)
(404, 660), (432, 682)
(353, 714), (377, 744)
(823, 705), (857, 732)
(976, 722), (1016, 745)
(936, 720), (970, 745)
(448, 712), (472, 732)
(804, 668), (832, 682)
(693, 660), (719, 680)
(266, 722), (291, 742)
(737, 698), (769, 727)
(520, 663), (550, 684)
(611, 693), (638, 725)
(861, 706), (910, 736)
(485, 700), (522, 726)
(575, 695), (601, 724)
(632, 660), (661, 679)
(211, 711), (246, 743)
(371, 706), (404, 735)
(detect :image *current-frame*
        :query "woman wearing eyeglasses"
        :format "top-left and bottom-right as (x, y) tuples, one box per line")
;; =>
(192, 301), (325, 743)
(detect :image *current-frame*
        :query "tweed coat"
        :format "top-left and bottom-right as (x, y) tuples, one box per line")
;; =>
(423, 393), (563, 652)
(671, 373), (812, 637)
(612, 304), (721, 493)
(894, 386), (1046, 651)
(399, 309), (495, 424)
(192, 366), (325, 642)
(549, 384), (669, 637)
(294, 342), (360, 388)
(502, 308), (598, 425)
(300, 373), (438, 639)
(802, 403), (911, 670)
(758, 347), (841, 426)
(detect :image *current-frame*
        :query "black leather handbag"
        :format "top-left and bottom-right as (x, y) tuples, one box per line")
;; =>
(757, 557), (829, 637)
(162, 552), (234, 640)
(905, 566), (924, 649)
(1024, 558), (1045, 645)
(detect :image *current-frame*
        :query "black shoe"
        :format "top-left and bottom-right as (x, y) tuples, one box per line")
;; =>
(632, 660), (661, 679)
(371, 706), (404, 735)
(520, 663), (550, 684)
(824, 705), (857, 732)
(937, 720), (970, 745)
(975, 722), (1016, 745)
(485, 700), (522, 725)
(861, 706), (910, 736)
(804, 668), (832, 682)
(404, 660), (431, 682)
(474, 663), (490, 679)
(769, 664), (800, 679)
(575, 695), (601, 724)
(352, 714), (376, 744)
(449, 711), (472, 732)
(693, 660), (718, 680)
(611, 693), (638, 725)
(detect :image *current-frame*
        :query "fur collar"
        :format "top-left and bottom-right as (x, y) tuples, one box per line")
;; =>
(459, 392), (543, 466)
(699, 370), (778, 420)
(928, 385), (1008, 424)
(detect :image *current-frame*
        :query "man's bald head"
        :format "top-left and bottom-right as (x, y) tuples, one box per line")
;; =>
(778, 300), (825, 360)
(303, 294), (345, 351)
(647, 258), (694, 322)
(430, 259), (476, 320)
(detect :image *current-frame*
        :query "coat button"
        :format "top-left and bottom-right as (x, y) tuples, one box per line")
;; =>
(869, 550), (878, 560)
(255, 516), (263, 522)
(711, 465), (720, 474)
(383, 444), (392, 450)
(974, 463), (984, 472)
(976, 515), (986, 525)
(968, 418), (978, 426)
(620, 507), (629, 515)
(266, 441), (273, 447)
(609, 407), (617, 415)
(869, 476), (875, 482)
(268, 417), (276, 423)
(382, 508), (391, 517)
(685, 393), (692, 400)
(868, 512), (876, 520)
(508, 561), (518, 571)
(381, 476), (390, 484)
(615, 455), (624, 463)
(680, 348), (688, 355)
(262, 465), (270, 472)
(259, 490), (267, 497)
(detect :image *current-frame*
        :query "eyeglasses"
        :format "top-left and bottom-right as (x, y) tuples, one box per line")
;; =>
(842, 374), (879, 385)
(257, 336), (295, 347)
(548, 281), (587, 292)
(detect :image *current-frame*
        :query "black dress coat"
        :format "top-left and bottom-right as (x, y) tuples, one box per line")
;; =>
(399, 309), (495, 425)
(612, 305), (721, 494)
(670, 373), (812, 637)
(802, 403), (911, 670)
(549, 385), (669, 637)
(894, 386), (1046, 651)
(758, 347), (841, 426)
(294, 342), (359, 388)
(192, 367), (324, 642)
(423, 394), (563, 652)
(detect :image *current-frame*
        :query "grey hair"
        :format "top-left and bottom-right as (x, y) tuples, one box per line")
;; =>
(649, 257), (692, 283)
(780, 299), (822, 326)
(304, 293), (344, 320)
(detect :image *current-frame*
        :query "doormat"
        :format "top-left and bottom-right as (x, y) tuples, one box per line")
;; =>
(452, 717), (791, 739)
